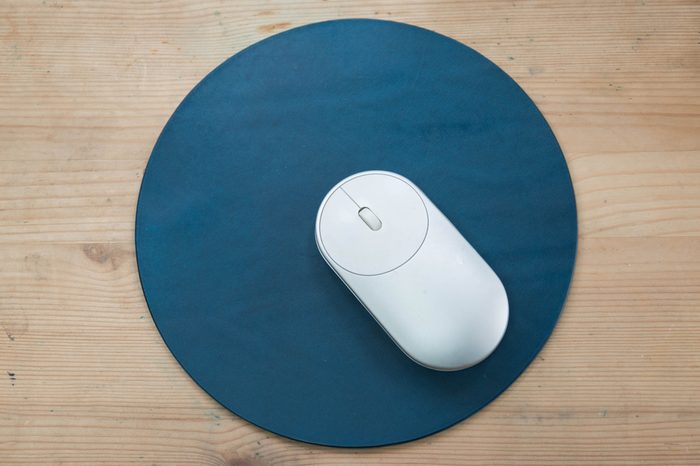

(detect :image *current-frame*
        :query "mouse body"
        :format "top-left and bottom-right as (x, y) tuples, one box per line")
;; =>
(315, 171), (509, 371)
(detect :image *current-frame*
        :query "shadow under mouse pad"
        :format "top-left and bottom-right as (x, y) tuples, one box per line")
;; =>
(136, 19), (577, 447)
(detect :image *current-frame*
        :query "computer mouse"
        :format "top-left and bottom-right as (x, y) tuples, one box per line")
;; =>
(315, 171), (509, 371)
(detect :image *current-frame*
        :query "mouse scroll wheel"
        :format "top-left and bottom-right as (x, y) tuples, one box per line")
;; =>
(358, 207), (382, 231)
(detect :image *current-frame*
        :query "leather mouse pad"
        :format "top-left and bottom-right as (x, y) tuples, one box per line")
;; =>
(136, 19), (577, 447)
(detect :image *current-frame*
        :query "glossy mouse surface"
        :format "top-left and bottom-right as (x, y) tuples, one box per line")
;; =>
(315, 171), (509, 371)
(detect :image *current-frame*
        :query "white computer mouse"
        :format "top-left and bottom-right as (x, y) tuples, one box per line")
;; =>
(315, 171), (509, 371)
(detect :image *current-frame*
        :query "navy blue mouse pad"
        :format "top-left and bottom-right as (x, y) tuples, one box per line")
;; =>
(136, 19), (577, 447)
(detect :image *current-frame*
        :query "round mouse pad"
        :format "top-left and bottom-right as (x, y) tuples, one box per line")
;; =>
(136, 19), (577, 447)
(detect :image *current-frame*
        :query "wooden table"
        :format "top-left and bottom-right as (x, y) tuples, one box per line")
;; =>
(2, 1), (699, 464)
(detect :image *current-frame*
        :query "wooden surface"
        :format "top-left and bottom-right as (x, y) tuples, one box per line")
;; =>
(2, 1), (699, 464)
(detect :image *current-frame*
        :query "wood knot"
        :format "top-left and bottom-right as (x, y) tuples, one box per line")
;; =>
(81, 243), (126, 270)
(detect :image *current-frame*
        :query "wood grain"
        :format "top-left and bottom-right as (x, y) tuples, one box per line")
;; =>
(1, 1), (699, 464)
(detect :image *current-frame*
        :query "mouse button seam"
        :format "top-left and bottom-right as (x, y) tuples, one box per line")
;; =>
(339, 186), (360, 209)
